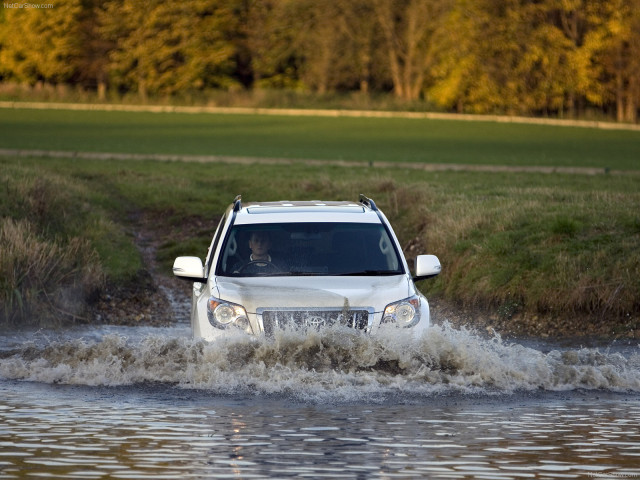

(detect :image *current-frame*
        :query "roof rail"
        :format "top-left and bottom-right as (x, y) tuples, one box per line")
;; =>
(233, 194), (242, 212)
(358, 194), (378, 211)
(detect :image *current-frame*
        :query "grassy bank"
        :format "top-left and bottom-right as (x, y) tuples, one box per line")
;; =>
(2, 154), (639, 337)
(2, 108), (640, 170)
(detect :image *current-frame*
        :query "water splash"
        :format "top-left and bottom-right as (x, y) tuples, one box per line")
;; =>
(1, 323), (639, 401)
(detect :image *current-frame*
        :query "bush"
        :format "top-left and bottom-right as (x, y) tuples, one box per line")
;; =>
(0, 218), (104, 326)
(0, 166), (111, 327)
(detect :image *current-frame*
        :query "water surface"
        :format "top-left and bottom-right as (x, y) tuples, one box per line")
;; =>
(1, 323), (639, 479)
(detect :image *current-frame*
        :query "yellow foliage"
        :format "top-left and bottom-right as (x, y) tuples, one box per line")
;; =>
(0, 0), (83, 83)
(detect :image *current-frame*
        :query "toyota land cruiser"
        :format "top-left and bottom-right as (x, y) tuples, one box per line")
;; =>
(173, 195), (441, 341)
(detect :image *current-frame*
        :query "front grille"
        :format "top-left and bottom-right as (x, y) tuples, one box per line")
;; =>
(260, 309), (370, 336)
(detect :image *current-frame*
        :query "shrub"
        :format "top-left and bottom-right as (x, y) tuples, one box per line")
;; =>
(0, 218), (104, 326)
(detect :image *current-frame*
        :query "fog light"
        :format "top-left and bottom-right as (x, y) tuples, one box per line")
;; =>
(234, 316), (250, 331)
(382, 315), (395, 324)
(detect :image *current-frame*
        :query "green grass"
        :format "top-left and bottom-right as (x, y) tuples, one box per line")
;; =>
(1, 108), (640, 170)
(2, 154), (639, 332)
(1, 107), (639, 333)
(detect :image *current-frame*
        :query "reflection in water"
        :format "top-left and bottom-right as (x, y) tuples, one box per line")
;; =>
(0, 323), (639, 478)
(0, 382), (639, 479)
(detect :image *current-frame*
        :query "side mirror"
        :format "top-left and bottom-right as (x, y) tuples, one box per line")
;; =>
(173, 256), (207, 282)
(413, 254), (441, 282)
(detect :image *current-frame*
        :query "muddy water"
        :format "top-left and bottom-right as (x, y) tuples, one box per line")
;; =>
(1, 324), (639, 479)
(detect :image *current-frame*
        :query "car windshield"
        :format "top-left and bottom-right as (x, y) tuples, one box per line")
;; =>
(216, 222), (404, 277)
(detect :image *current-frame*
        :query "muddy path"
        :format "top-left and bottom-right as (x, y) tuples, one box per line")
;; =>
(92, 212), (193, 327)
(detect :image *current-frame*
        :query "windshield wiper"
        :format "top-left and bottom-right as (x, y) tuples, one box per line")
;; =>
(265, 271), (324, 276)
(335, 270), (400, 276)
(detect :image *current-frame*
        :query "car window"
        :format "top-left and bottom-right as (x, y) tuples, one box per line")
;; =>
(216, 223), (403, 277)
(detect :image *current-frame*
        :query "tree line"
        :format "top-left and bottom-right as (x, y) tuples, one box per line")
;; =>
(1, 0), (639, 122)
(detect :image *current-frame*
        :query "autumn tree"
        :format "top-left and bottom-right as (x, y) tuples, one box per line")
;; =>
(238, 0), (381, 94)
(430, 0), (594, 116)
(294, 0), (346, 94)
(427, 0), (485, 112)
(239, 0), (303, 89)
(553, 0), (591, 116)
(101, 0), (238, 100)
(331, 0), (383, 94)
(583, 0), (640, 122)
(0, 0), (637, 121)
(0, 1), (84, 85)
(75, 0), (115, 100)
(372, 0), (452, 101)
(514, 2), (580, 116)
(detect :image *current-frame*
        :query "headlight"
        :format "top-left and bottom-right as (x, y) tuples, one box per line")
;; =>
(382, 296), (421, 328)
(207, 297), (252, 333)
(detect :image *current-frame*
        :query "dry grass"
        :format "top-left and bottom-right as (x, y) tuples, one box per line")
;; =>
(0, 167), (109, 326)
(262, 173), (639, 325)
(412, 182), (639, 321)
(0, 218), (104, 325)
(2, 154), (638, 335)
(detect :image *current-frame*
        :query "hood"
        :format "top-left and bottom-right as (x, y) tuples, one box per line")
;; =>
(214, 275), (410, 314)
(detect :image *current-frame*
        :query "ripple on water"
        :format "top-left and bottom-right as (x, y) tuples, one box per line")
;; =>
(0, 377), (639, 480)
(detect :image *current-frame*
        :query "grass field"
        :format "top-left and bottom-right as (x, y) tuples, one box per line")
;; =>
(1, 106), (639, 336)
(2, 107), (640, 170)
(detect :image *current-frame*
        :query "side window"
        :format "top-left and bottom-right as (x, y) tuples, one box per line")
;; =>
(220, 230), (240, 274)
(205, 213), (227, 276)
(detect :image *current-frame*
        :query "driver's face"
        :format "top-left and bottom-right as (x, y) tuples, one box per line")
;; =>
(249, 233), (271, 257)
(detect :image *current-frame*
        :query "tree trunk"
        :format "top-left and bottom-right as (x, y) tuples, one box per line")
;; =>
(139, 78), (148, 103)
(386, 45), (404, 99)
(625, 96), (637, 123)
(625, 75), (638, 122)
(616, 71), (624, 122)
(97, 74), (106, 101)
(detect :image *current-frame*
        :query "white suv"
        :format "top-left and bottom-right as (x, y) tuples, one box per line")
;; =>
(173, 195), (441, 341)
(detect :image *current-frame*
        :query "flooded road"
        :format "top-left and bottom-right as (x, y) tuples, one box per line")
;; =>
(1, 324), (639, 479)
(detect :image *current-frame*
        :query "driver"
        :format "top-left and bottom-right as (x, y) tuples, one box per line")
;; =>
(249, 231), (271, 262)
(233, 231), (282, 274)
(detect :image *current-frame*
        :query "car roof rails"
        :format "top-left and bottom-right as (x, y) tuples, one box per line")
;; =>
(233, 194), (242, 212)
(358, 194), (378, 212)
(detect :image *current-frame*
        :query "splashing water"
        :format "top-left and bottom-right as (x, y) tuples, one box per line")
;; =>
(1, 323), (639, 402)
